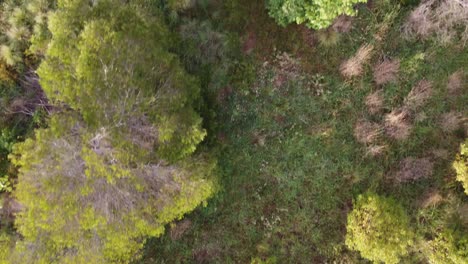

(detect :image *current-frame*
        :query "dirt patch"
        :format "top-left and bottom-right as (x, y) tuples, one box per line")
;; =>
(365, 90), (385, 115)
(340, 44), (374, 78)
(170, 219), (192, 241)
(439, 111), (464, 133)
(332, 15), (354, 33)
(404, 80), (433, 110)
(395, 157), (434, 183)
(300, 26), (317, 47)
(1, 195), (23, 223)
(192, 245), (221, 264)
(373, 58), (400, 85)
(447, 70), (465, 96)
(460, 203), (468, 225)
(217, 86), (233, 104)
(384, 107), (413, 140)
(243, 31), (257, 55)
(354, 119), (383, 144)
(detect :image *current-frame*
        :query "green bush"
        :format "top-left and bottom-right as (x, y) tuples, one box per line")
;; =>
(346, 193), (414, 264)
(453, 139), (468, 195)
(266, 0), (366, 29)
(425, 228), (468, 264)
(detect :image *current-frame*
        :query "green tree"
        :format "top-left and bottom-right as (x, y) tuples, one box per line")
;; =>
(38, 0), (205, 161)
(9, 113), (216, 263)
(266, 0), (366, 29)
(346, 193), (414, 264)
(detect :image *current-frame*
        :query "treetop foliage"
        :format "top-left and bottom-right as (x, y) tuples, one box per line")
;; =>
(9, 112), (216, 263)
(38, 0), (206, 161)
(266, 0), (367, 29)
(346, 193), (414, 264)
(454, 139), (468, 195)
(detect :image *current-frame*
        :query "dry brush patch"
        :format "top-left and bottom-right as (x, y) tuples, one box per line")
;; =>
(365, 90), (385, 115)
(403, 0), (468, 45)
(340, 44), (374, 78)
(366, 144), (387, 157)
(384, 107), (413, 140)
(395, 157), (434, 183)
(354, 119), (383, 144)
(447, 70), (466, 96)
(373, 59), (400, 85)
(419, 189), (444, 208)
(439, 111), (465, 133)
(404, 80), (433, 110)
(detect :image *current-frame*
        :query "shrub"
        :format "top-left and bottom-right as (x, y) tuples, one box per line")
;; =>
(346, 193), (414, 264)
(454, 139), (468, 195)
(403, 0), (468, 45)
(425, 228), (468, 264)
(266, 0), (367, 29)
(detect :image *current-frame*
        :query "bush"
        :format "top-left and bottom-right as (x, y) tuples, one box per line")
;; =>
(346, 193), (414, 264)
(266, 0), (366, 29)
(453, 139), (468, 195)
(425, 228), (468, 264)
(403, 0), (468, 45)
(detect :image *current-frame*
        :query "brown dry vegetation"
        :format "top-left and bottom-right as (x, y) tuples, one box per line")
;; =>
(373, 59), (400, 85)
(439, 111), (464, 133)
(365, 90), (385, 115)
(366, 144), (387, 157)
(354, 119), (383, 144)
(384, 107), (413, 140)
(419, 189), (444, 208)
(395, 157), (434, 183)
(340, 44), (374, 78)
(447, 70), (466, 95)
(404, 80), (433, 110)
(403, 0), (468, 44)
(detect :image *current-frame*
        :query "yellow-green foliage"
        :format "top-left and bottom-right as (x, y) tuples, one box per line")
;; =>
(9, 114), (216, 263)
(454, 139), (468, 195)
(346, 193), (414, 264)
(37, 0), (205, 161)
(266, 0), (367, 29)
(425, 228), (468, 264)
(0, 0), (54, 67)
(0, 230), (14, 264)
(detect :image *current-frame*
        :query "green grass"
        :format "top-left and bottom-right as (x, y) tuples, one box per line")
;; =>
(139, 0), (467, 263)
